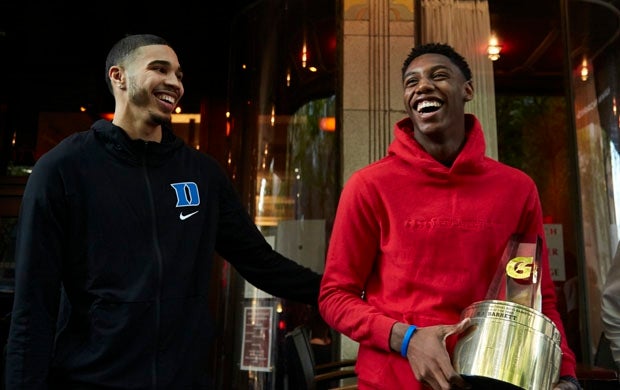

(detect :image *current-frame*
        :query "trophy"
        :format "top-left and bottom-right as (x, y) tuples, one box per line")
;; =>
(452, 234), (562, 389)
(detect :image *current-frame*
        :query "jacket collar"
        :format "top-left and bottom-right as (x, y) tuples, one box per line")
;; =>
(92, 119), (184, 166)
(387, 114), (487, 175)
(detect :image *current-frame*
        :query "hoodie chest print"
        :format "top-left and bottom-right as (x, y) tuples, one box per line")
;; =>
(405, 217), (494, 231)
(170, 182), (201, 221)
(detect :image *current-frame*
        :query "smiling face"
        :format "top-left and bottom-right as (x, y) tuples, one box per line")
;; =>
(123, 44), (185, 126)
(109, 43), (185, 139)
(402, 53), (473, 144)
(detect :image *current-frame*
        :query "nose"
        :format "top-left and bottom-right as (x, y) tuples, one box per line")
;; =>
(415, 76), (434, 93)
(165, 75), (184, 96)
(167, 74), (182, 86)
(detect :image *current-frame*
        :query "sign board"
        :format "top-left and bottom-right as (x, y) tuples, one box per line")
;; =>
(240, 306), (273, 372)
(544, 224), (566, 281)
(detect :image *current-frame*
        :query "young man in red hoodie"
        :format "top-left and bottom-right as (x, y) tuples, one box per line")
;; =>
(318, 43), (580, 390)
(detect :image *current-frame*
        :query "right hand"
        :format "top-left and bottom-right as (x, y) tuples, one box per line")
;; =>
(404, 318), (472, 390)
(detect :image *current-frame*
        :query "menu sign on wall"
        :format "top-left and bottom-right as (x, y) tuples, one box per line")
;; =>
(240, 306), (273, 372)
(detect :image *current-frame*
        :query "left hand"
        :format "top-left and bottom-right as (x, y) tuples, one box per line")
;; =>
(553, 378), (580, 390)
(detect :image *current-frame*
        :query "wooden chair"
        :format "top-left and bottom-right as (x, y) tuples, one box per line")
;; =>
(284, 326), (357, 390)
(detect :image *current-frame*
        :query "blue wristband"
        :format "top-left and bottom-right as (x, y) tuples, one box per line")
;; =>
(400, 325), (417, 357)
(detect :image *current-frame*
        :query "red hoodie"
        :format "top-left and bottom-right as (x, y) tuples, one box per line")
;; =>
(318, 114), (577, 389)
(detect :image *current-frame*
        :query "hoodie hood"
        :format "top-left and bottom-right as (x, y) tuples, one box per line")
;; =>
(387, 113), (487, 175)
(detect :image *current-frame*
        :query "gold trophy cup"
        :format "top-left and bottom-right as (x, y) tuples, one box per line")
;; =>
(453, 235), (562, 389)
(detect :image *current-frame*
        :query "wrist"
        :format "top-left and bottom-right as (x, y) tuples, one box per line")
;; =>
(400, 324), (417, 358)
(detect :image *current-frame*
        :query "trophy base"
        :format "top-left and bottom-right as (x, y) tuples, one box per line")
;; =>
(453, 300), (562, 390)
(462, 375), (524, 390)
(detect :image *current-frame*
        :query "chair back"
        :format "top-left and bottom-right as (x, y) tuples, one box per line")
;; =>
(285, 325), (357, 390)
(285, 326), (317, 390)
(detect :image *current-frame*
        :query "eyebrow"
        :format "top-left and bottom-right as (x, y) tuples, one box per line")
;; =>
(148, 59), (172, 68)
(404, 64), (452, 78)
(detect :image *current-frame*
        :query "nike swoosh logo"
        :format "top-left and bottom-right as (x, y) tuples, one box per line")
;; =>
(179, 210), (199, 221)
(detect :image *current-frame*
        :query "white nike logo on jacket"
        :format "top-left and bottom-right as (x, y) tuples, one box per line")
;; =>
(179, 210), (199, 220)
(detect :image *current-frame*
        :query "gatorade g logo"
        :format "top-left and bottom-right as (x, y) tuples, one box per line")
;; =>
(506, 256), (534, 279)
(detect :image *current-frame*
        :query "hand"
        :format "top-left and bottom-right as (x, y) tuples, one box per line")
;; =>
(404, 318), (471, 390)
(552, 378), (580, 390)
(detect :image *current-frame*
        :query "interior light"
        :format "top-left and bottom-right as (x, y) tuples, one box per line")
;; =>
(301, 42), (307, 68)
(171, 113), (200, 124)
(487, 34), (502, 61)
(580, 57), (589, 81)
(319, 117), (336, 132)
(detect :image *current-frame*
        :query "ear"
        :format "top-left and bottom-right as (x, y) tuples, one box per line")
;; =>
(109, 65), (124, 86)
(463, 80), (474, 102)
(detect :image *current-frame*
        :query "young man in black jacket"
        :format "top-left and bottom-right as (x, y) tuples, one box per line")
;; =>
(5, 34), (321, 389)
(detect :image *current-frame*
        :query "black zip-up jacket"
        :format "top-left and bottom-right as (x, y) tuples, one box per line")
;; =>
(6, 119), (321, 389)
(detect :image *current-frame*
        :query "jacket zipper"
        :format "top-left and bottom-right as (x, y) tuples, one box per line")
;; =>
(143, 143), (163, 389)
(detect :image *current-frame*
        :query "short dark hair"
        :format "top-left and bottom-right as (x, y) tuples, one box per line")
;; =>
(104, 34), (170, 94)
(401, 43), (472, 82)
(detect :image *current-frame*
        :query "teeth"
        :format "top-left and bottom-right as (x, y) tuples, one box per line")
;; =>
(417, 100), (441, 111)
(157, 94), (175, 104)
